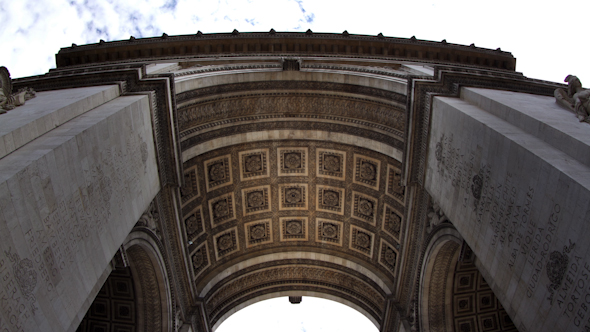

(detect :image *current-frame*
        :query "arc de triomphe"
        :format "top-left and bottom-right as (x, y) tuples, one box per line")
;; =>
(0, 31), (587, 332)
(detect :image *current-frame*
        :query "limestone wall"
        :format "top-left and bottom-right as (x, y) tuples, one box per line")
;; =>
(426, 87), (590, 332)
(0, 89), (160, 331)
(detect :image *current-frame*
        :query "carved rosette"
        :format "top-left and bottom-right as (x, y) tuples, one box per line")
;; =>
(241, 186), (271, 216)
(379, 239), (398, 275)
(316, 219), (343, 246)
(184, 207), (204, 240)
(383, 204), (402, 240)
(239, 149), (269, 181)
(204, 155), (232, 192)
(208, 192), (236, 227)
(190, 243), (210, 279)
(278, 147), (308, 176)
(352, 191), (378, 226)
(279, 217), (308, 241)
(181, 168), (199, 204)
(213, 227), (239, 260)
(316, 186), (345, 215)
(353, 154), (381, 190)
(279, 184), (307, 210)
(244, 219), (272, 248)
(350, 226), (374, 257)
(386, 164), (405, 202)
(317, 149), (346, 180)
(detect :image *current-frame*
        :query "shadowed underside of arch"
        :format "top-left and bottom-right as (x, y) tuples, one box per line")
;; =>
(176, 69), (410, 330)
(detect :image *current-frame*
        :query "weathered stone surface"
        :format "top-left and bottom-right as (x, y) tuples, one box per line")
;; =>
(0, 94), (159, 331)
(426, 88), (590, 332)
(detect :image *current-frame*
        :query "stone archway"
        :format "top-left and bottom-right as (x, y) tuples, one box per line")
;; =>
(124, 230), (175, 332)
(419, 227), (461, 332)
(419, 225), (519, 332)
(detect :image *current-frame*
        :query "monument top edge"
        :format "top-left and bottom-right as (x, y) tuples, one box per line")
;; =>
(58, 30), (513, 57)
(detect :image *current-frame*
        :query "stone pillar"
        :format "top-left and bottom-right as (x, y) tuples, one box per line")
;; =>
(425, 87), (590, 332)
(0, 87), (160, 331)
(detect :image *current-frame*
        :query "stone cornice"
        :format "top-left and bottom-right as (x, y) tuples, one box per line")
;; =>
(55, 31), (516, 72)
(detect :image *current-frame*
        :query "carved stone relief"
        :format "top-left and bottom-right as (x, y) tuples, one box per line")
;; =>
(554, 75), (590, 122)
(213, 227), (239, 260)
(351, 191), (378, 226)
(0, 66), (36, 113)
(208, 192), (236, 228)
(316, 219), (343, 246)
(316, 186), (345, 215)
(204, 155), (232, 192)
(279, 183), (308, 210)
(427, 198), (449, 233)
(350, 225), (375, 257)
(383, 204), (402, 241)
(190, 243), (210, 280)
(379, 239), (398, 276)
(241, 185), (271, 216)
(244, 219), (273, 248)
(278, 147), (308, 176)
(279, 217), (308, 241)
(353, 154), (381, 190)
(238, 149), (269, 181)
(316, 149), (347, 180)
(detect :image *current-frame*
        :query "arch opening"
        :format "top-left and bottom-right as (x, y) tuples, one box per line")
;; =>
(215, 295), (380, 332)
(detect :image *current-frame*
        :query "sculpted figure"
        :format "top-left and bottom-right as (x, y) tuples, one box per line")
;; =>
(0, 66), (36, 114)
(426, 200), (448, 233)
(0, 66), (12, 113)
(555, 75), (590, 122)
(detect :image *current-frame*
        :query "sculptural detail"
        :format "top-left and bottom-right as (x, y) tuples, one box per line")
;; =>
(426, 199), (448, 233)
(554, 75), (590, 122)
(0, 66), (36, 114)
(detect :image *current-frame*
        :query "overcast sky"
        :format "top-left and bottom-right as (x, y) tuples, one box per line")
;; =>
(0, 0), (589, 85)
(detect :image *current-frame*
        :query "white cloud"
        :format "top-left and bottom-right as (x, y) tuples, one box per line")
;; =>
(1, 1), (589, 83)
